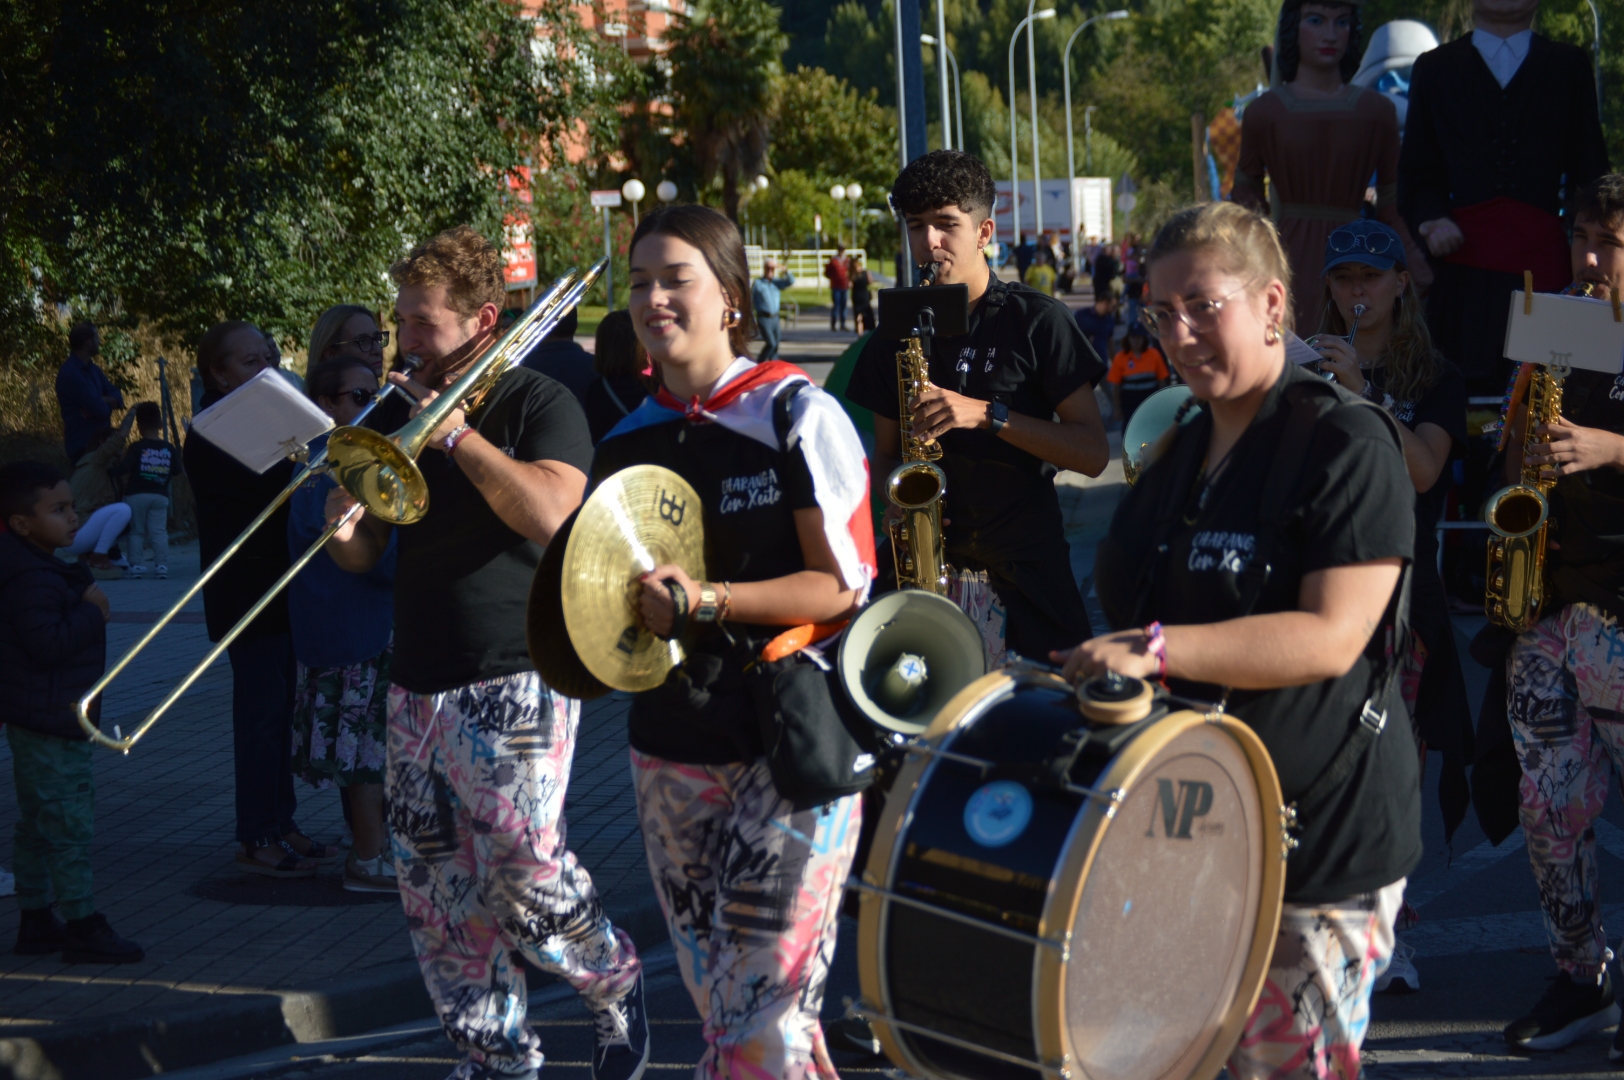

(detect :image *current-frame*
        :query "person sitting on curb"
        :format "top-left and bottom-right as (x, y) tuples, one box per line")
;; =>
(64, 408), (137, 574)
(0, 462), (144, 964)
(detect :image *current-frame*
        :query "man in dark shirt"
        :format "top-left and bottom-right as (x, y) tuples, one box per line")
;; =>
(519, 303), (594, 408)
(323, 226), (647, 1080)
(843, 150), (1109, 658)
(55, 323), (123, 462)
(1500, 175), (1624, 1055)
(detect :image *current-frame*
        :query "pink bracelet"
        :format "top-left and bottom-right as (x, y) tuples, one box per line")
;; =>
(444, 424), (475, 455)
(1143, 621), (1167, 682)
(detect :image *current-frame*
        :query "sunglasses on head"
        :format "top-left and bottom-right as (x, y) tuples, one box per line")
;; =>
(1328, 231), (1398, 256)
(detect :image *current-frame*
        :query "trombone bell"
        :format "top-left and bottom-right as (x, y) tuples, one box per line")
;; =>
(327, 426), (431, 526)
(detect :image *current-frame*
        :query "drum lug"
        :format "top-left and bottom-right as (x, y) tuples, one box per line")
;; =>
(1279, 803), (1301, 857)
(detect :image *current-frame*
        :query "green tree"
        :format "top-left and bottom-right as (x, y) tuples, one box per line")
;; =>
(0, 0), (625, 366)
(745, 170), (838, 248)
(824, 0), (894, 102)
(772, 67), (898, 195)
(666, 0), (790, 221)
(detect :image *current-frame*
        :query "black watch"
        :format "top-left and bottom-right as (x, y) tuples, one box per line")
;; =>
(987, 400), (1009, 434)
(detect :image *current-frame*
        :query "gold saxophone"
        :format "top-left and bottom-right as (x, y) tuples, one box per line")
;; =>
(1484, 281), (1597, 630)
(887, 268), (950, 594)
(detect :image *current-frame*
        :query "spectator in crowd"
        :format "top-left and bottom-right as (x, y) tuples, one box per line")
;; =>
(289, 358), (398, 893)
(1105, 323), (1170, 425)
(851, 253), (875, 334)
(0, 461), (144, 963)
(307, 304), (389, 377)
(825, 244), (852, 332)
(584, 310), (653, 444)
(64, 409), (136, 573)
(751, 257), (795, 361)
(520, 304), (594, 407)
(1121, 240), (1147, 334)
(186, 320), (334, 879)
(55, 323), (123, 463)
(1023, 247), (1058, 295)
(1074, 293), (1118, 373)
(1014, 231), (1036, 278)
(1091, 243), (1120, 303)
(110, 402), (174, 580)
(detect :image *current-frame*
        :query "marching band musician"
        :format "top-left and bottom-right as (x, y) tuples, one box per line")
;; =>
(1498, 175), (1624, 1058)
(843, 150), (1109, 658)
(1057, 201), (1421, 1079)
(604, 203), (876, 1079)
(322, 227), (647, 1080)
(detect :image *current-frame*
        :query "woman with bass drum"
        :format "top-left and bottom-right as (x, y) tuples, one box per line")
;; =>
(593, 203), (878, 1079)
(1056, 201), (1422, 1079)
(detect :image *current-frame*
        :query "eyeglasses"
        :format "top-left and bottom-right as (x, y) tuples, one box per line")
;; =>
(1327, 230), (1397, 256)
(1139, 280), (1256, 338)
(330, 330), (390, 354)
(341, 388), (376, 407)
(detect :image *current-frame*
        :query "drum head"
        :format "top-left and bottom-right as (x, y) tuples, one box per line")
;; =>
(1042, 714), (1282, 1080)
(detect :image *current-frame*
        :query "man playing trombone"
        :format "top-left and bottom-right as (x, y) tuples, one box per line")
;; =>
(323, 226), (648, 1080)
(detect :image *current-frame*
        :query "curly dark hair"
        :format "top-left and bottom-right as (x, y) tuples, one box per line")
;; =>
(890, 150), (999, 222)
(1275, 0), (1362, 84)
(1575, 173), (1624, 233)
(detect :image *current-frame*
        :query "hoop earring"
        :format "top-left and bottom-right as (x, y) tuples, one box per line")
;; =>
(1264, 324), (1280, 346)
(724, 309), (742, 329)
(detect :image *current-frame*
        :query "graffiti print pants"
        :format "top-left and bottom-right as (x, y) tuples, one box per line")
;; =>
(1508, 602), (1624, 980)
(387, 672), (641, 1077)
(632, 750), (861, 1080)
(1227, 879), (1404, 1080)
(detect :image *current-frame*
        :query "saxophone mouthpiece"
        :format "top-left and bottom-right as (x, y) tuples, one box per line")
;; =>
(919, 262), (941, 286)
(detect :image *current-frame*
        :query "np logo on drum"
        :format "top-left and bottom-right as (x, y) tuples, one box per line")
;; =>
(1148, 778), (1219, 839)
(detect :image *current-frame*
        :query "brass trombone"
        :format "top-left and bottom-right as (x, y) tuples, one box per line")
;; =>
(77, 261), (606, 752)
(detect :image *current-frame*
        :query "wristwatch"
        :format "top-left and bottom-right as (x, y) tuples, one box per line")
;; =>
(987, 400), (1009, 434)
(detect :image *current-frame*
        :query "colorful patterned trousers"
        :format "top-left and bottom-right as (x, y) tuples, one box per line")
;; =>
(1227, 879), (1404, 1080)
(1508, 602), (1624, 980)
(632, 750), (861, 1080)
(387, 672), (641, 1077)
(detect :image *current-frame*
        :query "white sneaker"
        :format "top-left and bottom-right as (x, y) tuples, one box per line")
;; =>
(155, 565), (168, 579)
(1376, 940), (1419, 993)
(128, 565), (147, 578)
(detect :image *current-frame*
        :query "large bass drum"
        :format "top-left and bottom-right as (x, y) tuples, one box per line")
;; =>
(856, 669), (1288, 1080)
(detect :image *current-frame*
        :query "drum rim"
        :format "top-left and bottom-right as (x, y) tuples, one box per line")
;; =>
(1033, 710), (1287, 1080)
(856, 668), (1036, 1079)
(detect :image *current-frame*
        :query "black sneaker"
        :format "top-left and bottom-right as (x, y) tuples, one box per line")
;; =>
(827, 1015), (882, 1057)
(1504, 970), (1619, 1050)
(13, 906), (66, 955)
(591, 971), (649, 1080)
(61, 913), (144, 965)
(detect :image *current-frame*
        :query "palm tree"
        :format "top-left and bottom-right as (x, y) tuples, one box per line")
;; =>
(665, 0), (788, 221)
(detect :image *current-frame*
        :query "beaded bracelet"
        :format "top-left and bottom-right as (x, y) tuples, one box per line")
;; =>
(1142, 621), (1168, 682)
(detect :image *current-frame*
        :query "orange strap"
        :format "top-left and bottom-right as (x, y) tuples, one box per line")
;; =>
(759, 621), (849, 663)
(1497, 362), (1536, 453)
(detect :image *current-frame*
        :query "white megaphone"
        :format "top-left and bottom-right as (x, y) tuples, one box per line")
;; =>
(837, 591), (989, 737)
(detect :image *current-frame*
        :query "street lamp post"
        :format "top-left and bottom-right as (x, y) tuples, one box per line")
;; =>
(1063, 11), (1128, 265)
(922, 35), (965, 152)
(847, 183), (864, 252)
(1008, 8), (1057, 254)
(1084, 105), (1096, 173)
(831, 184), (847, 249)
(621, 178), (646, 229)
(1584, 0), (1603, 111)
(936, 1), (952, 150)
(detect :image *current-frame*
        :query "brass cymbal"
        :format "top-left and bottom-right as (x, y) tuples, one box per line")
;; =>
(527, 509), (611, 701)
(561, 465), (706, 693)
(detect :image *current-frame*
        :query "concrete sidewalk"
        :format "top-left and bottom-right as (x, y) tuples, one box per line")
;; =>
(0, 546), (661, 1080)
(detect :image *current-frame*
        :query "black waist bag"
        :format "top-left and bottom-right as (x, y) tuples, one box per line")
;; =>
(749, 653), (877, 811)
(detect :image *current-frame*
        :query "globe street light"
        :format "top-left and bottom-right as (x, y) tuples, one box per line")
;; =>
(656, 180), (678, 202)
(921, 34), (965, 151)
(1008, 8), (1056, 252)
(830, 185), (847, 248)
(1064, 11), (1128, 263)
(621, 178), (646, 228)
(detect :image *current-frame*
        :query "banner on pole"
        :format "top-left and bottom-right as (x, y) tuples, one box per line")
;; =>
(502, 167), (537, 291)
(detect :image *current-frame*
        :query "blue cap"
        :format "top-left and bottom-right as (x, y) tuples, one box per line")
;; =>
(1322, 219), (1406, 274)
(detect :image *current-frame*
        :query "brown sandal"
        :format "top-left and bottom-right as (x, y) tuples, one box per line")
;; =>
(236, 838), (317, 878)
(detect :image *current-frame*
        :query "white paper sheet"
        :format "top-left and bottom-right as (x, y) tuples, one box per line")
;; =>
(190, 368), (332, 474)
(1503, 290), (1624, 375)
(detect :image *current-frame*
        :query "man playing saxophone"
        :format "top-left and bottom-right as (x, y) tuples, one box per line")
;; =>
(843, 151), (1110, 658)
(1500, 174), (1624, 1058)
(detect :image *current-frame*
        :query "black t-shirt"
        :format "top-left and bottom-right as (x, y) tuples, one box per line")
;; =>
(844, 278), (1105, 565)
(1546, 367), (1624, 617)
(1095, 364), (1421, 903)
(116, 438), (175, 497)
(370, 367), (593, 694)
(1365, 357), (1468, 575)
(591, 405), (819, 764)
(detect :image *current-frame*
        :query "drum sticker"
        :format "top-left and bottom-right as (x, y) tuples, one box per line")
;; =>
(963, 780), (1034, 848)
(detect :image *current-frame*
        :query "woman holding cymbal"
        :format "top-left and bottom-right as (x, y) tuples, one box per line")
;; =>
(1054, 201), (1421, 1079)
(594, 202), (876, 1080)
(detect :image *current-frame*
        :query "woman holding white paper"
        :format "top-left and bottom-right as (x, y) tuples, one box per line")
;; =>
(184, 321), (336, 878)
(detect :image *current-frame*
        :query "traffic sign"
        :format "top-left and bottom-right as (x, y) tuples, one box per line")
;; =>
(591, 190), (623, 208)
